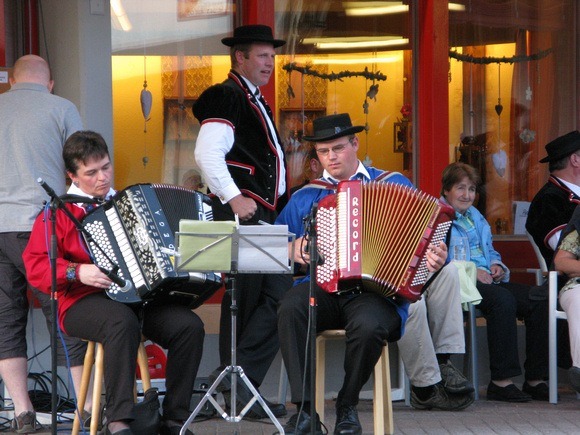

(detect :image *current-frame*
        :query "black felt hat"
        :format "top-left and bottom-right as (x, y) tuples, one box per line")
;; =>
(539, 131), (580, 163)
(221, 25), (286, 48)
(303, 113), (365, 142)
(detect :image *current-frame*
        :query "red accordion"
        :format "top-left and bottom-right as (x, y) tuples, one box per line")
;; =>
(315, 180), (454, 302)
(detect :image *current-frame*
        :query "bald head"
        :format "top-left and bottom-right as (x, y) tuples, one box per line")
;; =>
(11, 55), (53, 91)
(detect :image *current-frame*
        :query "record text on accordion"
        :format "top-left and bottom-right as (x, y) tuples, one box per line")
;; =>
(82, 183), (221, 307)
(315, 180), (454, 302)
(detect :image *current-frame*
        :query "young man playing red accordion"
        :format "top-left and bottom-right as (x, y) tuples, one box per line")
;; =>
(275, 113), (474, 435)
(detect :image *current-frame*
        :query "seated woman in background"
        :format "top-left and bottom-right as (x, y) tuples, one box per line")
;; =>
(441, 162), (549, 402)
(551, 205), (580, 393)
(22, 130), (204, 435)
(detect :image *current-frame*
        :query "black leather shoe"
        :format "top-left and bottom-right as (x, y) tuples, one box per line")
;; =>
(278, 411), (323, 435)
(223, 388), (287, 419)
(522, 381), (549, 401)
(487, 381), (531, 402)
(334, 405), (362, 435)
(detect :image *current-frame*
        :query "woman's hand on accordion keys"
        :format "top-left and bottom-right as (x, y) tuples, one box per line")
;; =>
(425, 241), (448, 273)
(77, 264), (113, 289)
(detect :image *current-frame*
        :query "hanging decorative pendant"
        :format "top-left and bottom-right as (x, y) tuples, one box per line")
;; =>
(140, 56), (151, 167)
(525, 86), (532, 101)
(519, 128), (536, 144)
(366, 83), (379, 101)
(141, 81), (152, 122)
(362, 100), (369, 114)
(495, 100), (503, 116)
(492, 146), (507, 177)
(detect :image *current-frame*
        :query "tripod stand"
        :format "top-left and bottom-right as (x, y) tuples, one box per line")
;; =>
(180, 276), (284, 434)
(177, 223), (293, 435)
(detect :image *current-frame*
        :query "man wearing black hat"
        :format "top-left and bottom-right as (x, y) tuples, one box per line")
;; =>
(192, 24), (289, 418)
(525, 131), (580, 372)
(527, 130), (580, 268)
(275, 113), (472, 435)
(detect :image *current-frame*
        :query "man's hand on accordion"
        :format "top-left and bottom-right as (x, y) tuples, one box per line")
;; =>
(425, 241), (448, 273)
(291, 236), (310, 266)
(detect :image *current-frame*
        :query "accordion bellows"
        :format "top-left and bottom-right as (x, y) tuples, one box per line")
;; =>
(315, 180), (454, 302)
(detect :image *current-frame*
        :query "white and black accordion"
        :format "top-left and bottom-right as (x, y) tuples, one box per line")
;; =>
(315, 180), (454, 302)
(82, 183), (222, 307)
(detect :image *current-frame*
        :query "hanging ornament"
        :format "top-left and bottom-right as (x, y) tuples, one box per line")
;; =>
(495, 64), (503, 116)
(362, 100), (369, 115)
(519, 128), (536, 144)
(286, 70), (295, 99)
(140, 56), (153, 130)
(363, 122), (372, 166)
(492, 146), (507, 177)
(366, 83), (379, 101)
(494, 100), (503, 116)
(492, 64), (506, 177)
(141, 80), (152, 124)
(140, 55), (152, 167)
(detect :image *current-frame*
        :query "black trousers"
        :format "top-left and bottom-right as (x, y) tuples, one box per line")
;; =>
(211, 197), (292, 386)
(477, 281), (548, 381)
(64, 293), (204, 423)
(219, 273), (293, 385)
(277, 282), (402, 408)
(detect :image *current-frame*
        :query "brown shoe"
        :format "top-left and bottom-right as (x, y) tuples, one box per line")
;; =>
(10, 411), (37, 434)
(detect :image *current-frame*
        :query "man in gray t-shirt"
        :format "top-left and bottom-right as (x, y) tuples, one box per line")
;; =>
(0, 54), (86, 432)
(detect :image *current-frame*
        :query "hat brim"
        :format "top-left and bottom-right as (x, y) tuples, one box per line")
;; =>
(221, 36), (286, 48)
(539, 150), (579, 163)
(303, 125), (365, 142)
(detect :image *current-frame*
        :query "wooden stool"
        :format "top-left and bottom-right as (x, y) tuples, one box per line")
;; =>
(71, 341), (151, 435)
(315, 329), (393, 435)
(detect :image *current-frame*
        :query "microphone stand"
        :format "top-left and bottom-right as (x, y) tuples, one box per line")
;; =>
(307, 204), (319, 435)
(47, 198), (58, 435)
(37, 179), (126, 434)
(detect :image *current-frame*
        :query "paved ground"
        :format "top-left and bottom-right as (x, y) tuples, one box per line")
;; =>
(180, 386), (580, 434)
(4, 385), (578, 434)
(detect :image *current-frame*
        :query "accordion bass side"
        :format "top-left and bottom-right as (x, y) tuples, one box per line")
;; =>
(315, 180), (454, 302)
(82, 183), (222, 307)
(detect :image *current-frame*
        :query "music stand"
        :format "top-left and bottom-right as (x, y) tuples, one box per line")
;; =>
(176, 221), (294, 435)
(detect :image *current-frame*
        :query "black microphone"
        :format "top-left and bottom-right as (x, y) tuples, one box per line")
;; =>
(98, 266), (134, 293)
(59, 194), (100, 204)
(37, 178), (59, 200)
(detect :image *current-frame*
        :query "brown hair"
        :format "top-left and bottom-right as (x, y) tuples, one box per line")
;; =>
(63, 130), (110, 175)
(230, 43), (252, 67)
(440, 162), (481, 197)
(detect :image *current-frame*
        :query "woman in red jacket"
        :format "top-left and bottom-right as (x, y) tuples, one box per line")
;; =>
(23, 130), (203, 435)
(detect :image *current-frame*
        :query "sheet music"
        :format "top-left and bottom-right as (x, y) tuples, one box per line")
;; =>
(176, 221), (293, 274)
(238, 225), (291, 273)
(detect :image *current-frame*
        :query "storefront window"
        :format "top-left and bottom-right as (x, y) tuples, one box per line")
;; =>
(111, 0), (235, 190)
(110, 0), (414, 190)
(448, 0), (577, 235)
(109, 0), (577, 229)
(274, 0), (413, 187)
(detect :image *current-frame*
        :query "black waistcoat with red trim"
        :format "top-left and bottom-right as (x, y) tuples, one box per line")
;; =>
(193, 71), (286, 212)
